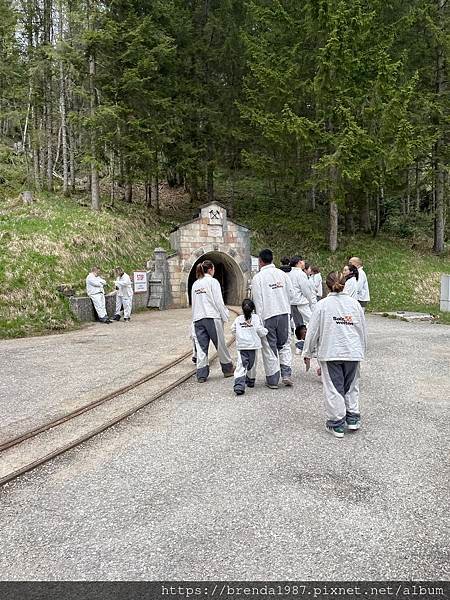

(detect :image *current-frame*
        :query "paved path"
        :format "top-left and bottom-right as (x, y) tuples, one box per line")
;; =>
(0, 309), (194, 443)
(0, 316), (449, 580)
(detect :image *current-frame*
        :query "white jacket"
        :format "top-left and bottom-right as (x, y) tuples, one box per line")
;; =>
(251, 264), (294, 321)
(231, 314), (268, 350)
(303, 292), (367, 361)
(312, 273), (323, 297)
(86, 273), (106, 296)
(115, 273), (133, 298)
(192, 274), (229, 322)
(344, 276), (358, 299)
(357, 267), (370, 301)
(288, 267), (313, 307)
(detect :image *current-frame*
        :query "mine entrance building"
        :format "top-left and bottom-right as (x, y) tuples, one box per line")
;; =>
(165, 202), (253, 308)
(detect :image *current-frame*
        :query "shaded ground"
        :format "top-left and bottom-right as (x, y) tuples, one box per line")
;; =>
(0, 316), (449, 579)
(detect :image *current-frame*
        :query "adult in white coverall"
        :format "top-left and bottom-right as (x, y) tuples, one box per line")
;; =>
(86, 267), (111, 323)
(303, 271), (367, 438)
(113, 267), (133, 321)
(251, 248), (295, 388)
(343, 263), (359, 299)
(191, 259), (233, 382)
(349, 256), (370, 309)
(288, 256), (314, 327)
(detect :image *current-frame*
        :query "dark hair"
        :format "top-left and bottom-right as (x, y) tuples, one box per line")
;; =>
(326, 271), (346, 293)
(259, 249), (273, 265)
(196, 259), (214, 279)
(346, 264), (359, 281)
(295, 324), (307, 340)
(311, 266), (320, 274)
(242, 298), (255, 321)
(289, 255), (303, 267)
(280, 256), (290, 266)
(303, 261), (310, 271)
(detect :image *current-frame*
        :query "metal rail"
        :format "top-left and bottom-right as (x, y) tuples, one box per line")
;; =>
(0, 309), (238, 487)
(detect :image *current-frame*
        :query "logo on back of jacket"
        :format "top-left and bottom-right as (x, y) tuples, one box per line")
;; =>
(333, 315), (354, 326)
(195, 288), (207, 295)
(240, 321), (254, 328)
(268, 281), (284, 290)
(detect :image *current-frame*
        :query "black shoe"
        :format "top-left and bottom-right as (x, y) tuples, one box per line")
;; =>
(234, 389), (245, 396)
(246, 383), (255, 388)
(124, 317), (130, 321)
(113, 314), (121, 321)
(197, 378), (207, 383)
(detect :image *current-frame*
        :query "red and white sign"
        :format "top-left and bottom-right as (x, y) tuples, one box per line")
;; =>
(133, 271), (148, 293)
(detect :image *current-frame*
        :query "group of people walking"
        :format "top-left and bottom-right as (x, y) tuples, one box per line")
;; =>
(86, 266), (134, 323)
(191, 250), (370, 439)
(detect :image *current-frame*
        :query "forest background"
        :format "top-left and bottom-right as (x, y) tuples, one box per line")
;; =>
(0, 0), (449, 336)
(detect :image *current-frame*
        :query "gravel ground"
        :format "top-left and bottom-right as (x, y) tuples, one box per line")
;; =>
(0, 309), (193, 443)
(0, 316), (448, 580)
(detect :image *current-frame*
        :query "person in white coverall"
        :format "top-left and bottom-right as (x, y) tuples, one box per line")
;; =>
(231, 298), (268, 395)
(349, 256), (370, 309)
(86, 267), (111, 323)
(251, 248), (295, 388)
(113, 267), (133, 321)
(191, 259), (233, 382)
(343, 263), (359, 299)
(288, 256), (314, 327)
(303, 271), (367, 438)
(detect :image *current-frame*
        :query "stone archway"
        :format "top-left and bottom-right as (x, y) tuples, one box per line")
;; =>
(187, 251), (246, 306)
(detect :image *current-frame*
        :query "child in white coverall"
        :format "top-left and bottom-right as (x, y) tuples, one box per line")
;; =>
(303, 271), (367, 438)
(232, 298), (268, 395)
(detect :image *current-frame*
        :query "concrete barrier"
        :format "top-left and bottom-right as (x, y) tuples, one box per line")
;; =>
(440, 274), (450, 312)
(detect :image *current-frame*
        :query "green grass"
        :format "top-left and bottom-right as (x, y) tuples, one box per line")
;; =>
(228, 196), (450, 326)
(0, 180), (449, 338)
(0, 192), (171, 338)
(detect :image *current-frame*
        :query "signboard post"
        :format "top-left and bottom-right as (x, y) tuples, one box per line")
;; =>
(133, 271), (148, 293)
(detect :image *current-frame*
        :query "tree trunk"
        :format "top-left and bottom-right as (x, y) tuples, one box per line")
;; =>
(415, 159), (420, 212)
(206, 140), (214, 202)
(329, 200), (338, 252)
(151, 176), (159, 215)
(110, 152), (115, 205)
(359, 195), (371, 232)
(373, 186), (383, 238)
(124, 181), (133, 203)
(89, 52), (100, 210)
(59, 0), (69, 196)
(433, 0), (446, 253)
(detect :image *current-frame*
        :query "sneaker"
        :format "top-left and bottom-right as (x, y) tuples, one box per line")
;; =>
(346, 417), (361, 431)
(234, 389), (245, 396)
(124, 317), (130, 321)
(326, 424), (345, 438)
(282, 377), (294, 387)
(265, 382), (279, 390)
(197, 378), (207, 383)
(246, 383), (255, 388)
(113, 314), (121, 321)
(223, 371), (234, 378)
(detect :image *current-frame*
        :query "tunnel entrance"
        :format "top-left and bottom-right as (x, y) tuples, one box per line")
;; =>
(188, 251), (244, 306)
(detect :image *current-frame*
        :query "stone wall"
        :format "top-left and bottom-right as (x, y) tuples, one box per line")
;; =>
(167, 202), (251, 307)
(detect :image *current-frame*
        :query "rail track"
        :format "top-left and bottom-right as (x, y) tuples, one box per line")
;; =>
(0, 310), (237, 487)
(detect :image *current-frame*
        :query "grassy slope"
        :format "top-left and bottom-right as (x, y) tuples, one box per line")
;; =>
(0, 187), (449, 339)
(0, 193), (172, 338)
(230, 204), (450, 324)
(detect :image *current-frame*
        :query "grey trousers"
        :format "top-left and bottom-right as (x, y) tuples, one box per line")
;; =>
(320, 360), (361, 427)
(194, 318), (233, 381)
(234, 350), (257, 394)
(260, 313), (292, 385)
(291, 304), (312, 327)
